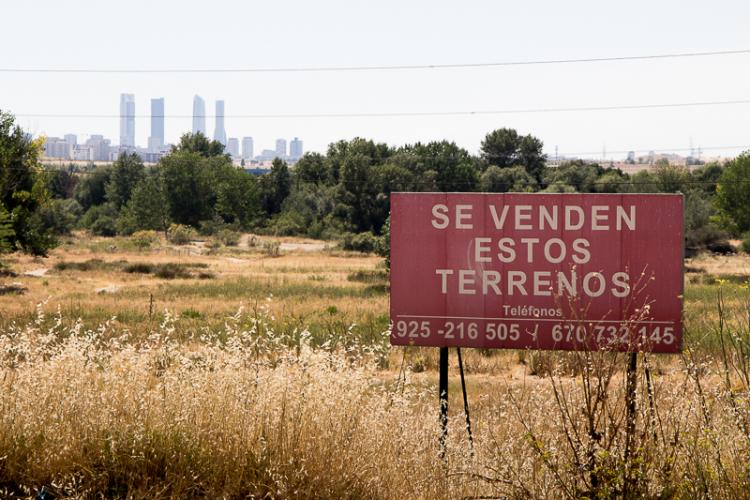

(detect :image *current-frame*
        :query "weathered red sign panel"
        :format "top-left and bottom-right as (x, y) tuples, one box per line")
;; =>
(390, 193), (683, 353)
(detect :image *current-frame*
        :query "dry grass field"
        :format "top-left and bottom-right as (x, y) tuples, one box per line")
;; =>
(0, 234), (749, 498)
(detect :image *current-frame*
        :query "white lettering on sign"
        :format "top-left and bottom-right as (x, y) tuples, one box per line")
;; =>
(435, 203), (637, 231)
(426, 200), (637, 299)
(456, 205), (473, 229)
(434, 268), (631, 298)
(431, 204), (449, 229)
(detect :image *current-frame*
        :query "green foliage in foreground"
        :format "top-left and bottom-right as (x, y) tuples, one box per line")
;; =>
(0, 110), (56, 255)
(716, 153), (750, 235)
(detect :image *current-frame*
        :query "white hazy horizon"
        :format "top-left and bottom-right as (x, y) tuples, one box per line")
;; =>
(2, 0), (750, 160)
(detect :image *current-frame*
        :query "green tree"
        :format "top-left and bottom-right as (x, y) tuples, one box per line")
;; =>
(293, 152), (331, 185)
(46, 169), (78, 199)
(480, 165), (537, 192)
(480, 128), (547, 181)
(0, 111), (56, 255)
(80, 203), (118, 236)
(214, 167), (260, 226)
(715, 153), (750, 234)
(39, 198), (82, 235)
(106, 152), (145, 208)
(0, 206), (14, 253)
(276, 183), (338, 237)
(394, 141), (478, 192)
(117, 174), (170, 235)
(172, 132), (227, 158)
(375, 214), (391, 269)
(653, 159), (688, 193)
(260, 158), (291, 215)
(626, 170), (659, 193)
(542, 160), (603, 192)
(592, 170), (628, 193)
(327, 138), (392, 182)
(690, 162), (723, 196)
(335, 154), (378, 232)
(369, 163), (415, 232)
(160, 151), (215, 226)
(74, 166), (111, 210)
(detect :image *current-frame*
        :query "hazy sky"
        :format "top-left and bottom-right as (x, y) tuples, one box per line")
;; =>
(2, 0), (750, 159)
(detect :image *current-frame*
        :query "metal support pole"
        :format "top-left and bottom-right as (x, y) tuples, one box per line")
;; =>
(439, 346), (449, 459)
(456, 347), (474, 454)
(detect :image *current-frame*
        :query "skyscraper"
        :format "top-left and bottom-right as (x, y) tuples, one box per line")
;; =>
(242, 137), (254, 160)
(192, 95), (206, 135)
(227, 138), (240, 158)
(275, 138), (287, 158)
(119, 93), (135, 148)
(213, 100), (226, 145)
(289, 137), (303, 159)
(149, 98), (165, 151)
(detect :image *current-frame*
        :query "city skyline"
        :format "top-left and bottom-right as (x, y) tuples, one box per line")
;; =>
(42, 92), (305, 163)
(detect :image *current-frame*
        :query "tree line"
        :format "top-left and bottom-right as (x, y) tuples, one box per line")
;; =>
(1, 109), (749, 257)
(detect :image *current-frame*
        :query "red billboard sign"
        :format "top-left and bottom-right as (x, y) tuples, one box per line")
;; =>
(390, 193), (683, 353)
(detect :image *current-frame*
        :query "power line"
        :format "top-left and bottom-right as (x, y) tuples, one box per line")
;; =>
(13, 98), (750, 120)
(554, 144), (749, 157)
(2, 49), (749, 73)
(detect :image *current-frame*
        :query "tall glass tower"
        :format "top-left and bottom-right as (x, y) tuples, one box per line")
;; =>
(192, 95), (206, 135)
(213, 100), (226, 145)
(149, 98), (165, 151)
(119, 93), (135, 148)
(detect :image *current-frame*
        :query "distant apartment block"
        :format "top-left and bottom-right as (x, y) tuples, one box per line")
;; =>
(242, 136), (254, 160)
(72, 145), (94, 161)
(256, 149), (278, 161)
(192, 95), (206, 135)
(64, 134), (77, 147)
(44, 137), (71, 159)
(289, 137), (303, 159)
(275, 138), (287, 158)
(85, 135), (112, 161)
(227, 138), (240, 158)
(119, 93), (135, 147)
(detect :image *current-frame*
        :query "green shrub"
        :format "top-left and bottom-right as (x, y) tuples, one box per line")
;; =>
(80, 204), (117, 231)
(90, 216), (117, 237)
(167, 224), (197, 245)
(123, 262), (153, 274)
(741, 234), (750, 254)
(216, 229), (241, 246)
(131, 230), (160, 249)
(197, 218), (227, 236)
(685, 224), (731, 254)
(341, 232), (379, 253)
(181, 308), (202, 319)
(270, 212), (306, 236)
(375, 216), (390, 269)
(54, 259), (106, 272)
(153, 263), (192, 279)
(39, 199), (82, 236)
